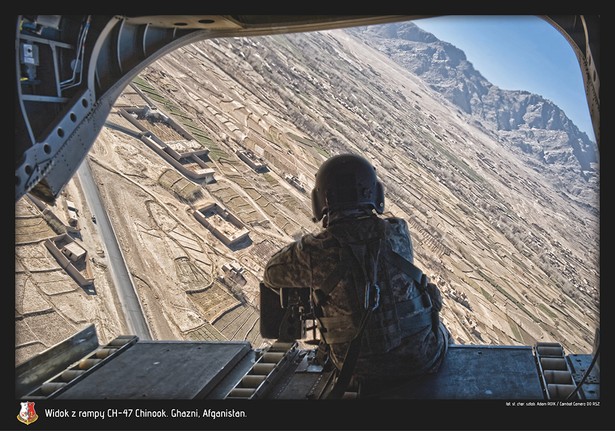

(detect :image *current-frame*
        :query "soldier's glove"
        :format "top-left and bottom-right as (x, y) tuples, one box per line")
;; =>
(426, 282), (443, 312)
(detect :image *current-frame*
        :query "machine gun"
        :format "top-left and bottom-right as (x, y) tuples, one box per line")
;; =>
(259, 282), (318, 342)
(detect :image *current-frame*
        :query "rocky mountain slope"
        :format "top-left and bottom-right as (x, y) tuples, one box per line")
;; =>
(348, 22), (599, 211)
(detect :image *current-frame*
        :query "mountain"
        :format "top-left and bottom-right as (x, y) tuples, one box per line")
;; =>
(347, 22), (599, 213)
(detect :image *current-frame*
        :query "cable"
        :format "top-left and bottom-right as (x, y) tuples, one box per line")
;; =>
(564, 340), (600, 400)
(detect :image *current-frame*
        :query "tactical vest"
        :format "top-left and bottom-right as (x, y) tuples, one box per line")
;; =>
(313, 217), (435, 360)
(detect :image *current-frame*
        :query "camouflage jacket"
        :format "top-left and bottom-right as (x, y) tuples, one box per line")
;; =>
(263, 214), (449, 380)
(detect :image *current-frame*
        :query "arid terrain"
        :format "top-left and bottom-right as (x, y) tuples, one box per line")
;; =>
(15, 26), (599, 368)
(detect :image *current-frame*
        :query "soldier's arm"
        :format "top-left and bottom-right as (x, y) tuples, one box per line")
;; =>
(263, 239), (312, 290)
(385, 217), (415, 264)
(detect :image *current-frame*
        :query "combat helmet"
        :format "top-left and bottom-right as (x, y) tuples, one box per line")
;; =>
(311, 153), (384, 222)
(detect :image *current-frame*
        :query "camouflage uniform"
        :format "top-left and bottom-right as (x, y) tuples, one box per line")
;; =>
(263, 213), (450, 381)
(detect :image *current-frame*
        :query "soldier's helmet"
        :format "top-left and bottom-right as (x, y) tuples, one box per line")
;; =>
(311, 153), (385, 222)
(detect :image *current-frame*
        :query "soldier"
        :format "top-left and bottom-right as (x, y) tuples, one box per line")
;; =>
(262, 153), (451, 397)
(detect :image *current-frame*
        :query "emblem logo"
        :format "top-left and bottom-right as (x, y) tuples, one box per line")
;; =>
(17, 401), (39, 425)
